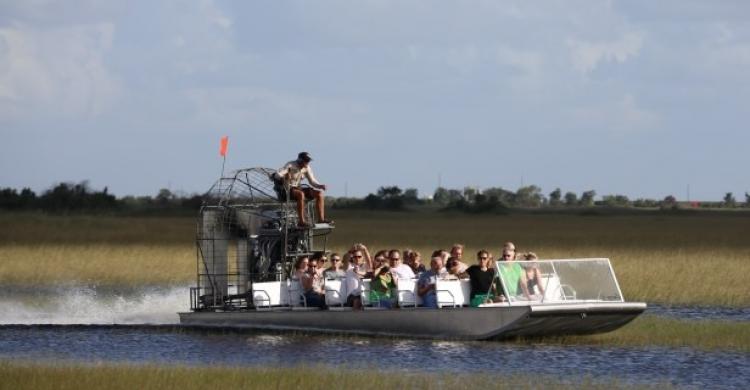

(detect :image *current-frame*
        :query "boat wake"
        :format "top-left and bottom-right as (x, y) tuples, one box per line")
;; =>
(0, 286), (189, 325)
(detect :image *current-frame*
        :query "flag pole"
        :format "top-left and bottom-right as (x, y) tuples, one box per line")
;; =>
(219, 136), (229, 178)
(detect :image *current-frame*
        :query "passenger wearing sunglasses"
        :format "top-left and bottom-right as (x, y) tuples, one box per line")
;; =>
(344, 249), (367, 310)
(466, 250), (501, 305)
(324, 253), (346, 279)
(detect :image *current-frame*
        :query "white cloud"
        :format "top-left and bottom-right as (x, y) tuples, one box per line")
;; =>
(567, 94), (660, 134)
(567, 31), (645, 74)
(0, 22), (119, 122)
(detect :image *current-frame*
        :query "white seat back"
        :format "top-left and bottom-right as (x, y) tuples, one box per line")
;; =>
(288, 280), (305, 307)
(324, 279), (347, 307)
(540, 274), (564, 302)
(436, 279), (469, 308)
(252, 281), (289, 307)
(396, 278), (421, 308)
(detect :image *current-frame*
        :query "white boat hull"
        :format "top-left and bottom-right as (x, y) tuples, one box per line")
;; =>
(178, 302), (646, 340)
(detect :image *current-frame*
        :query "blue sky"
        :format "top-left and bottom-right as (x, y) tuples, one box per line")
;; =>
(1, 1), (748, 201)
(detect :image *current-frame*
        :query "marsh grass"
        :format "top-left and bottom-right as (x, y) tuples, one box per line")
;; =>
(1, 211), (748, 306)
(524, 315), (750, 352)
(0, 361), (669, 390)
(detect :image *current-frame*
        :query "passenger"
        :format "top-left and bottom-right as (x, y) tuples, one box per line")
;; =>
(436, 249), (450, 273)
(292, 256), (325, 309)
(498, 244), (531, 299)
(417, 255), (442, 308)
(388, 249), (416, 281)
(522, 252), (545, 297)
(445, 257), (468, 279)
(466, 250), (501, 306)
(324, 252), (346, 279)
(310, 252), (327, 273)
(450, 244), (471, 273)
(371, 254), (398, 308)
(407, 250), (426, 274)
(304, 256), (327, 309)
(344, 249), (367, 310)
(368, 250), (389, 278)
(403, 249), (414, 266)
(352, 243), (374, 273)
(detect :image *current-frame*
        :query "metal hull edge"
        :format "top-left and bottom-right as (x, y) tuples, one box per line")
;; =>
(178, 302), (646, 341)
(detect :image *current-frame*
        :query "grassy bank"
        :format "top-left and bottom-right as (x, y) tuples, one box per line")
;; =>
(0, 361), (668, 390)
(1, 211), (749, 306)
(538, 315), (750, 352)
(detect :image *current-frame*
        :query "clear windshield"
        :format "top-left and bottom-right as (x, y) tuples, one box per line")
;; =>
(494, 258), (623, 303)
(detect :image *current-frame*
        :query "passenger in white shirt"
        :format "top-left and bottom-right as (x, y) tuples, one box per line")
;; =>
(344, 249), (367, 310)
(388, 249), (415, 280)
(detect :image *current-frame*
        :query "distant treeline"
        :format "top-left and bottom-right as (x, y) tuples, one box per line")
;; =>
(330, 185), (750, 212)
(0, 182), (201, 214)
(1, 181), (748, 214)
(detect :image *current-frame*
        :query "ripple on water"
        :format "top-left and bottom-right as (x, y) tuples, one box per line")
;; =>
(647, 304), (750, 322)
(0, 326), (747, 389)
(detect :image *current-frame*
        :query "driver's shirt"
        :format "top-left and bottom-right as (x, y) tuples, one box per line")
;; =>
(276, 160), (321, 187)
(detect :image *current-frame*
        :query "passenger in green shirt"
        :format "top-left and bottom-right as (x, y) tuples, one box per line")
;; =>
(498, 243), (531, 299)
(372, 256), (397, 308)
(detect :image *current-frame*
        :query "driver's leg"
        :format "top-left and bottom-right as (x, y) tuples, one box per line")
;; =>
(291, 188), (306, 225)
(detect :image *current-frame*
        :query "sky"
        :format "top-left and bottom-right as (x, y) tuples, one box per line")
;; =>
(1, 1), (748, 201)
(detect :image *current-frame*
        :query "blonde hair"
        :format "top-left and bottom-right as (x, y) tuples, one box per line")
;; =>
(523, 252), (538, 260)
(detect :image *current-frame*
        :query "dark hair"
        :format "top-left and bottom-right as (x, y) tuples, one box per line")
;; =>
(298, 152), (312, 163)
(477, 249), (489, 258)
(311, 251), (325, 261)
(388, 249), (401, 259)
(431, 250), (444, 258)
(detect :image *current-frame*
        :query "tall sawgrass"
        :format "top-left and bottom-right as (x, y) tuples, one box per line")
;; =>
(0, 361), (669, 390)
(531, 315), (750, 351)
(1, 211), (748, 306)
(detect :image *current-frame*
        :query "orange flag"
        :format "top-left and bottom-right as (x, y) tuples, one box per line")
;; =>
(219, 136), (229, 157)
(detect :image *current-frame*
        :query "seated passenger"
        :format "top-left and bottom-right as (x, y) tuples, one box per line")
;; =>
(388, 249), (416, 281)
(349, 243), (373, 273)
(371, 255), (398, 308)
(344, 249), (367, 310)
(324, 252), (346, 279)
(302, 256), (327, 309)
(417, 255), (442, 308)
(466, 250), (501, 305)
(445, 257), (468, 279)
(497, 243), (531, 299)
(450, 244), (471, 273)
(522, 252), (545, 297)
(310, 252), (327, 276)
(407, 250), (426, 274)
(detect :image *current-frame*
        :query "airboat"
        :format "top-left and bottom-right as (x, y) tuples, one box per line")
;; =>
(178, 168), (646, 340)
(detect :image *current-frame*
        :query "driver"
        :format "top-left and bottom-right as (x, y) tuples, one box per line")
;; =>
(274, 152), (332, 228)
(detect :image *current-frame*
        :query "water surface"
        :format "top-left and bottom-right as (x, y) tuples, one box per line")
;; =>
(0, 325), (747, 389)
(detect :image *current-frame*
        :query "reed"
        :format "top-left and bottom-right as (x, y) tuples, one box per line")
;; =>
(0, 361), (667, 390)
(529, 315), (750, 352)
(1, 211), (748, 306)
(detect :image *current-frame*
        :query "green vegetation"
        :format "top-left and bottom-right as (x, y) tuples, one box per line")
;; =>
(1, 210), (749, 306)
(3, 181), (750, 214)
(535, 315), (750, 352)
(0, 361), (669, 390)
